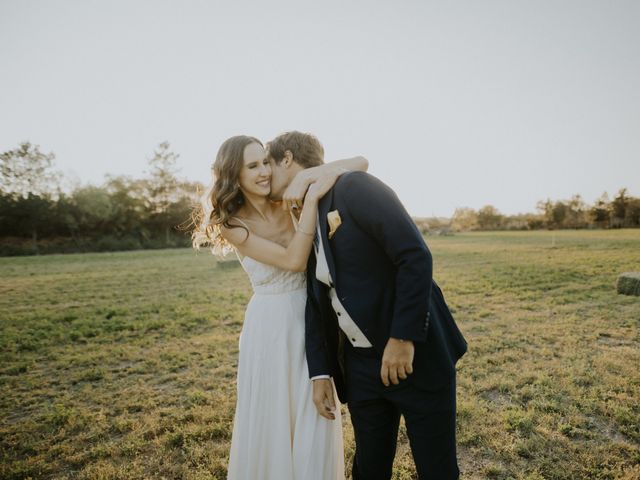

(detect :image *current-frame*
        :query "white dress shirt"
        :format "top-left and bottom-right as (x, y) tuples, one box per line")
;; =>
(311, 214), (372, 381)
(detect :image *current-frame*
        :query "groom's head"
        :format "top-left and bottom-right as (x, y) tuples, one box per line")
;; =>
(266, 131), (324, 200)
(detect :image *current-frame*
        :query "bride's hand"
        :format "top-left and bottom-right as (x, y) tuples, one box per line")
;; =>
(282, 156), (365, 211)
(304, 174), (338, 203)
(282, 166), (348, 211)
(282, 169), (316, 211)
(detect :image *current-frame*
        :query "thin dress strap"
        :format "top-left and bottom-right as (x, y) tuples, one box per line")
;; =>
(230, 217), (251, 262)
(231, 216), (251, 230)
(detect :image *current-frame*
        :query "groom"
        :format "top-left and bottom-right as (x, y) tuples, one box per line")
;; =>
(267, 131), (468, 480)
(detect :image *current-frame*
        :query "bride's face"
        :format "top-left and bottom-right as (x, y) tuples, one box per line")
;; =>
(238, 143), (271, 198)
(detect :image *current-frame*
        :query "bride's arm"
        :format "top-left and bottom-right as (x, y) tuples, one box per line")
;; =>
(282, 155), (368, 210)
(322, 155), (369, 175)
(220, 186), (322, 272)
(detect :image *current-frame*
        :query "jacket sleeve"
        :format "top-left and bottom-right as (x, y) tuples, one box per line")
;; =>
(339, 171), (432, 342)
(305, 260), (331, 377)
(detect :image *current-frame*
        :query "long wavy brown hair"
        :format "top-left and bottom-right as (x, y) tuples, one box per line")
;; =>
(192, 135), (262, 256)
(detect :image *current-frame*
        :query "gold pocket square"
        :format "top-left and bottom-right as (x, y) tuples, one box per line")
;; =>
(327, 210), (342, 239)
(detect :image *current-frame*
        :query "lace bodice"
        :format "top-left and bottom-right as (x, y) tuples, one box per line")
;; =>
(240, 256), (306, 295)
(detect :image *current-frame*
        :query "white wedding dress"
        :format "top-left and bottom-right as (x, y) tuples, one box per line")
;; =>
(227, 255), (345, 480)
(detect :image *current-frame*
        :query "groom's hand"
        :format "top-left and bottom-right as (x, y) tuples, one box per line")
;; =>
(381, 338), (415, 386)
(312, 379), (336, 420)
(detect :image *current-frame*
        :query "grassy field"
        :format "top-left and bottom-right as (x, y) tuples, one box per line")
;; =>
(1, 230), (639, 480)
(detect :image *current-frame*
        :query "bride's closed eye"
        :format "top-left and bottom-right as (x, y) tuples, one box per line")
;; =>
(248, 159), (270, 169)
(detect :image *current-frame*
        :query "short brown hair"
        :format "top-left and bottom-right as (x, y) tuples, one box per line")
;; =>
(266, 131), (324, 168)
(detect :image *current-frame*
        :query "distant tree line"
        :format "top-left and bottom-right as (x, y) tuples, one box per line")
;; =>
(445, 190), (640, 232)
(0, 142), (203, 256)
(1, 141), (638, 255)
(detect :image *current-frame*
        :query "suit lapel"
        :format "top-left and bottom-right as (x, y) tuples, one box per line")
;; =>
(318, 188), (338, 287)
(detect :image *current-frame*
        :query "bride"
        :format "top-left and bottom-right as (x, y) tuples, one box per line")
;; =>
(193, 134), (368, 479)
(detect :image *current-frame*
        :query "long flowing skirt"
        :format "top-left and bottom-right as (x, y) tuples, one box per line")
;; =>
(227, 288), (345, 480)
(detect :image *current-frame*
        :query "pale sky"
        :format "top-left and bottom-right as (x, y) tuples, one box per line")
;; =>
(1, 0), (639, 217)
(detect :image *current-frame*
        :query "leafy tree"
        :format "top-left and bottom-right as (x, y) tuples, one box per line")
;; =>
(525, 214), (545, 230)
(71, 186), (115, 233)
(50, 193), (81, 241)
(104, 175), (149, 238)
(477, 205), (503, 230)
(147, 142), (180, 242)
(0, 142), (59, 198)
(536, 197), (589, 229)
(0, 142), (61, 251)
(611, 188), (629, 227)
(624, 198), (640, 227)
(550, 202), (569, 228)
(565, 194), (588, 228)
(451, 207), (478, 231)
(536, 199), (554, 228)
(590, 192), (610, 227)
(13, 195), (54, 252)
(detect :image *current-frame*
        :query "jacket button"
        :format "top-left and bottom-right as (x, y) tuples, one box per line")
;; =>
(337, 312), (341, 316)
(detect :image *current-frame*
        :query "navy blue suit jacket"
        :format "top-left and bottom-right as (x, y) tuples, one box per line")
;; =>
(305, 172), (467, 403)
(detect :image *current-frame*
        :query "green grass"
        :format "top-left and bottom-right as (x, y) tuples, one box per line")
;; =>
(1, 230), (639, 479)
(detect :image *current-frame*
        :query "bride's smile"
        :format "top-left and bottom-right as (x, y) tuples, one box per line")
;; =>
(237, 144), (272, 197)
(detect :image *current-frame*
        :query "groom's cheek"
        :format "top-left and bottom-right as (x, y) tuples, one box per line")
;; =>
(271, 186), (282, 201)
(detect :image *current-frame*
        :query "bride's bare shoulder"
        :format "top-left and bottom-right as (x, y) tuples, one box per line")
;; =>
(220, 216), (251, 245)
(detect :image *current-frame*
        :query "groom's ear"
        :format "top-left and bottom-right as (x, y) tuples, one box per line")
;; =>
(282, 150), (294, 168)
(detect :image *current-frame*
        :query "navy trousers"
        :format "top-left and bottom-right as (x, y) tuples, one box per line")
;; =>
(344, 344), (460, 480)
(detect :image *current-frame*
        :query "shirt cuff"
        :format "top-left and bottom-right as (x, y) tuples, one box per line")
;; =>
(311, 375), (331, 381)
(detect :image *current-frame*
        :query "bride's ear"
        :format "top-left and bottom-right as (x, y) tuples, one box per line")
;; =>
(283, 150), (294, 168)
